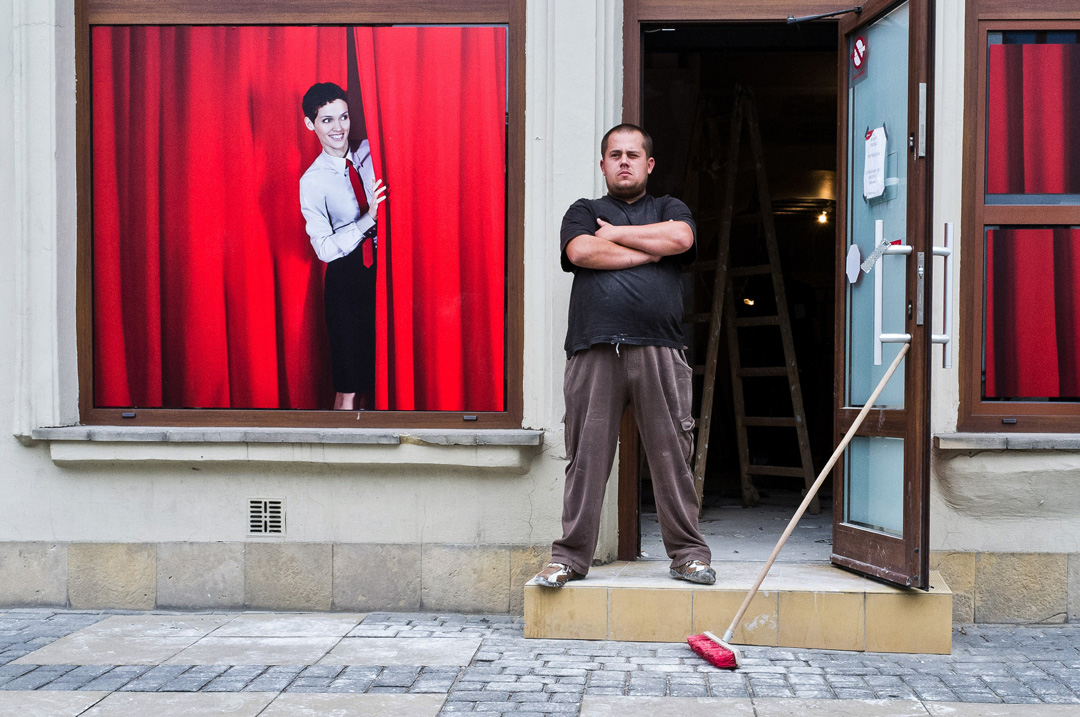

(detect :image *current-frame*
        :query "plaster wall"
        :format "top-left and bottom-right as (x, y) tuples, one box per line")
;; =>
(929, 0), (963, 437)
(0, 0), (623, 561)
(927, 0), (1080, 554)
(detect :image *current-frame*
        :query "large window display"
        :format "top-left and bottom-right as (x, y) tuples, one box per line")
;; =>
(91, 25), (507, 413)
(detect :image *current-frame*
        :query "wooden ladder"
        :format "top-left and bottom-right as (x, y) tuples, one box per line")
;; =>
(691, 87), (819, 515)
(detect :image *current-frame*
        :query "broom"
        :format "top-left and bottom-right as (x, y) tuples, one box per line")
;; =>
(688, 343), (910, 669)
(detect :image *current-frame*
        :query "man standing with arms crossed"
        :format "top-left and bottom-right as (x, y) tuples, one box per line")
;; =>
(534, 124), (715, 588)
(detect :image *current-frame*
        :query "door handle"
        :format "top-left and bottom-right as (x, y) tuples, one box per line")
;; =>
(931, 222), (955, 368)
(873, 219), (912, 366)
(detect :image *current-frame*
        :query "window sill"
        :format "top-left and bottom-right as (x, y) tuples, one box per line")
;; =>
(934, 433), (1080, 451)
(30, 426), (544, 471)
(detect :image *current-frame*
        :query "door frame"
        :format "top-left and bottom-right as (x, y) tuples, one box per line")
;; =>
(617, 1), (933, 572)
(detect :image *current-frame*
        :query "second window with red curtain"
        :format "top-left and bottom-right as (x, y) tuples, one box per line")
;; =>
(982, 31), (1080, 402)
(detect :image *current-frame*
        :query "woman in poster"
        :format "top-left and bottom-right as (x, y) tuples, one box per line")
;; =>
(299, 82), (387, 410)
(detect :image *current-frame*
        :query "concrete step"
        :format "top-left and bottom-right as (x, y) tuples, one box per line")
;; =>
(524, 560), (952, 654)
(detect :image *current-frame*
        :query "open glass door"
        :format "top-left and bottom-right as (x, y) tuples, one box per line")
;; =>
(832, 0), (932, 588)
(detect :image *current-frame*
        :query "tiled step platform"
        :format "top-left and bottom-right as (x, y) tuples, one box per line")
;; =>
(525, 560), (952, 654)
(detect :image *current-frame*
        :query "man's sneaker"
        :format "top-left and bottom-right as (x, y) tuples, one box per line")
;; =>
(670, 559), (716, 585)
(532, 563), (584, 588)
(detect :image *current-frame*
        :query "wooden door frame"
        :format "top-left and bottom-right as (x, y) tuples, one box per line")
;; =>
(829, 0), (934, 588)
(618, 0), (860, 561)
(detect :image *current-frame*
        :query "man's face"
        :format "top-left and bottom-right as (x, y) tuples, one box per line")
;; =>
(304, 98), (350, 157)
(600, 130), (654, 201)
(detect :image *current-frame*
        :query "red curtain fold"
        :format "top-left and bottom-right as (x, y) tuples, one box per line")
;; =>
(983, 41), (1080, 399)
(987, 43), (1080, 195)
(985, 228), (1080, 399)
(353, 27), (507, 412)
(92, 25), (506, 411)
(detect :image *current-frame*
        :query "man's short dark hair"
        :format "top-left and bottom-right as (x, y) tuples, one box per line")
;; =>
(302, 82), (348, 122)
(600, 123), (653, 158)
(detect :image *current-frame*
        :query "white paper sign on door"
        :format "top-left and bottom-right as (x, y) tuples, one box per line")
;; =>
(863, 125), (887, 200)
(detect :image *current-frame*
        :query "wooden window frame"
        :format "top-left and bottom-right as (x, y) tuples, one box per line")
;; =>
(958, 0), (1080, 432)
(75, 0), (526, 429)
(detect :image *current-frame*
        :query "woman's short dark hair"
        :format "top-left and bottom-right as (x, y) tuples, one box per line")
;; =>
(302, 82), (348, 121)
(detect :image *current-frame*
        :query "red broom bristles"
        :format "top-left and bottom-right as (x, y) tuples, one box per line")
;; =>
(687, 633), (738, 670)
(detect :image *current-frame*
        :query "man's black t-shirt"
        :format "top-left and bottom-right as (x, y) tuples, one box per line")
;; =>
(560, 194), (697, 358)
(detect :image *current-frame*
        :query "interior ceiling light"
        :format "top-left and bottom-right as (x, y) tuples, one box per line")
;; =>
(817, 211), (829, 224)
(743, 298), (755, 306)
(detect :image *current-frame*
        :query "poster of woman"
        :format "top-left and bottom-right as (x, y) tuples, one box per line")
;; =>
(91, 25), (507, 413)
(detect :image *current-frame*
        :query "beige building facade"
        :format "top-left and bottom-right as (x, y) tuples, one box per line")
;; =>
(2, 0), (1079, 625)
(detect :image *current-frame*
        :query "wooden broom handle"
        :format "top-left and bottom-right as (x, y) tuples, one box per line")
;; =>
(722, 342), (910, 643)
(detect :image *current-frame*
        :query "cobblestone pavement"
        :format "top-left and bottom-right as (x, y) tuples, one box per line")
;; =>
(2, 610), (1080, 715)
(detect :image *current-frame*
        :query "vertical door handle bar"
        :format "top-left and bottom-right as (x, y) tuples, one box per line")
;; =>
(873, 218), (913, 365)
(931, 222), (954, 368)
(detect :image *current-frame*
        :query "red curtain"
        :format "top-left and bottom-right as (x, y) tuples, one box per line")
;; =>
(985, 228), (1080, 399)
(983, 42), (1080, 399)
(92, 26), (506, 411)
(354, 27), (506, 411)
(987, 42), (1080, 194)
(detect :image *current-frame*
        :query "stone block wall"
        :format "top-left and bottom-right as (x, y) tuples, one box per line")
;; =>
(0, 542), (549, 615)
(930, 551), (1073, 624)
(3, 542), (1076, 624)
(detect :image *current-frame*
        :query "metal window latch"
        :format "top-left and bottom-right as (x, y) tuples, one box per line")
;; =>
(918, 83), (927, 157)
(916, 252), (925, 326)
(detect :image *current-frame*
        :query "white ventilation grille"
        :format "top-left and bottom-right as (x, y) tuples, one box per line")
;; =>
(249, 499), (285, 535)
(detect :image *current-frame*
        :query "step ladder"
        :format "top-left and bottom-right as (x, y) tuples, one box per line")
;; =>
(690, 87), (818, 515)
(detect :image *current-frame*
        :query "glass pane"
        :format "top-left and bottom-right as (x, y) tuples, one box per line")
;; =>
(846, 2), (908, 408)
(90, 25), (509, 412)
(986, 32), (1080, 202)
(983, 226), (1080, 401)
(844, 435), (904, 536)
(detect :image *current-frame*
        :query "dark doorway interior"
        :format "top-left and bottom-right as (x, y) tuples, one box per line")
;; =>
(640, 22), (838, 562)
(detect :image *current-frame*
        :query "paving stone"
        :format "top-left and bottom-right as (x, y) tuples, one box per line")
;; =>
(0, 664), (76, 690)
(79, 665), (151, 691)
(587, 673), (625, 686)
(285, 677), (335, 692)
(787, 673), (827, 685)
(412, 677), (457, 692)
(243, 665), (303, 692)
(9, 609), (1080, 709)
(338, 665), (381, 680)
(510, 692), (550, 703)
(749, 681), (795, 698)
(583, 686), (624, 696)
(833, 688), (878, 699)
(543, 683), (583, 694)
(668, 682), (708, 697)
(951, 689), (1004, 702)
(0, 663), (37, 684)
(450, 690), (509, 702)
(118, 664), (191, 691)
(373, 666), (421, 687)
(38, 664), (113, 690)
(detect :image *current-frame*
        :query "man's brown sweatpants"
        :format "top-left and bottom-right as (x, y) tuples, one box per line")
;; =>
(551, 343), (711, 575)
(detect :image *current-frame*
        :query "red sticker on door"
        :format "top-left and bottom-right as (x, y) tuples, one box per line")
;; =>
(852, 36), (867, 69)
